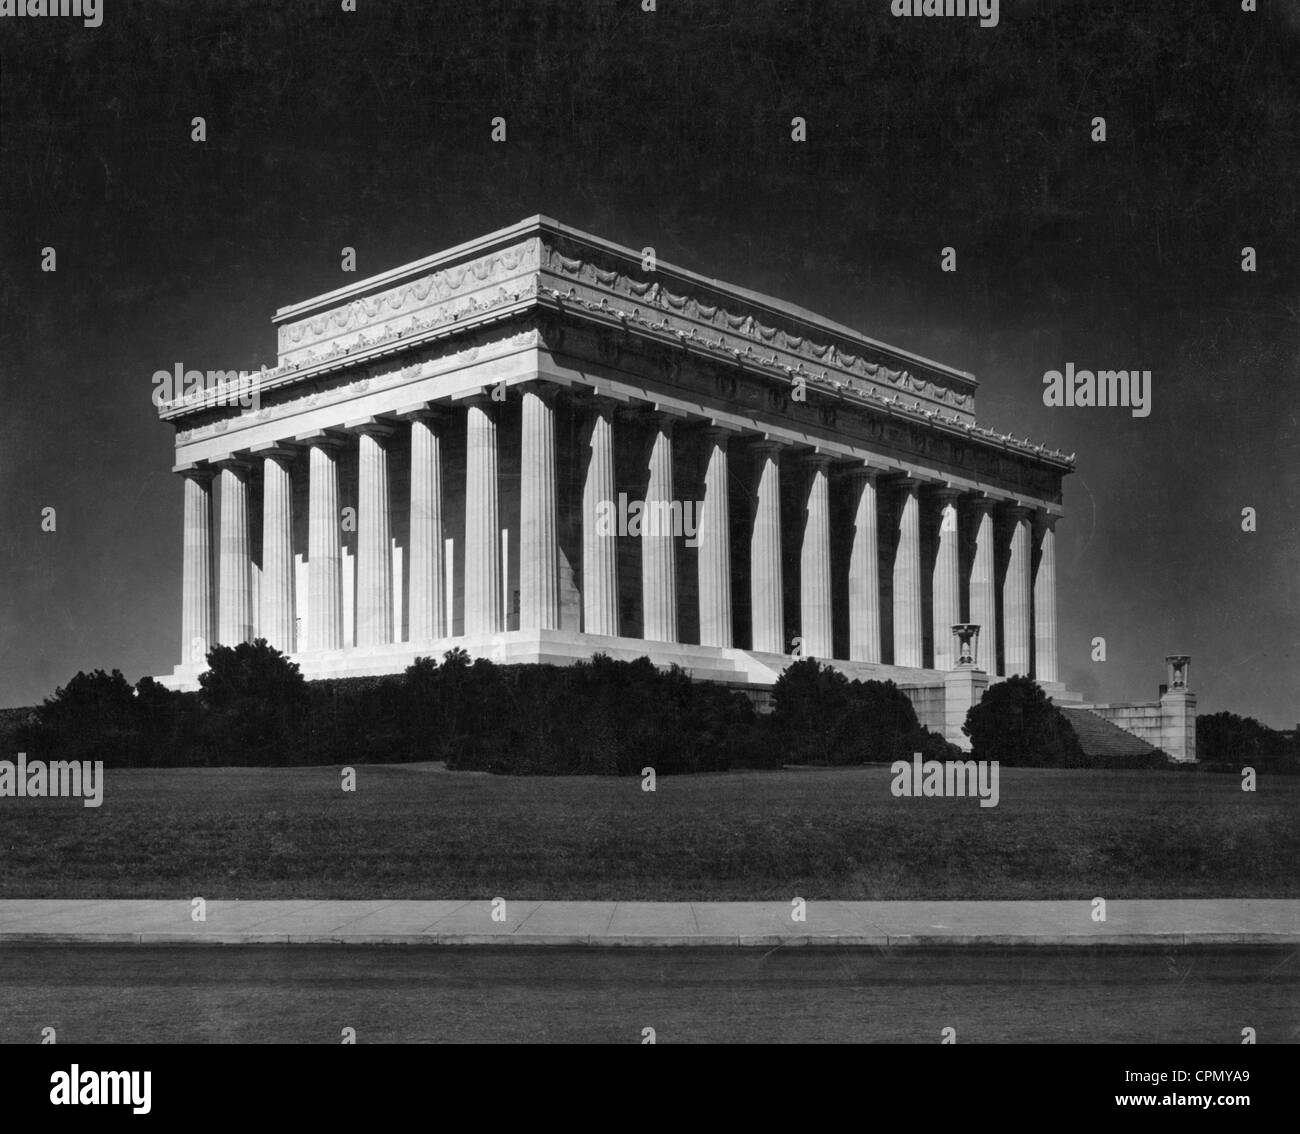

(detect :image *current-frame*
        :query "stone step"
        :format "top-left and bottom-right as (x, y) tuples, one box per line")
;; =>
(1060, 706), (1160, 758)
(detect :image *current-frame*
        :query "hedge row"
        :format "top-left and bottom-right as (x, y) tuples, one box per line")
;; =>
(18, 643), (1248, 775)
(13, 644), (958, 774)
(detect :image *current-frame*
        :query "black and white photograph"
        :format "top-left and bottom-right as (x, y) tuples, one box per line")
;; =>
(0, 0), (1295, 1105)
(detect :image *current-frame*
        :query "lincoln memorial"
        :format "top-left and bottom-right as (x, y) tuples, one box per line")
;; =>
(157, 216), (1085, 747)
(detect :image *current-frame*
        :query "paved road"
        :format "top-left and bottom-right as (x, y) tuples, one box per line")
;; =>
(1, 945), (1294, 1043)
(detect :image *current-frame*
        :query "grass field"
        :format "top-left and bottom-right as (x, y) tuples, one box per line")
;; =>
(0, 763), (1294, 900)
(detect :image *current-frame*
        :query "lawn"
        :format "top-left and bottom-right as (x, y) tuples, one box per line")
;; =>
(0, 763), (1293, 900)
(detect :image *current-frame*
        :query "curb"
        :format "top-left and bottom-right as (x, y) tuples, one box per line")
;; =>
(2, 931), (1295, 948)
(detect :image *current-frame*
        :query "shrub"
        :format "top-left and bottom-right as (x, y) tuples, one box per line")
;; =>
(963, 675), (1086, 767)
(1197, 711), (1296, 765)
(770, 658), (956, 764)
(23, 668), (142, 766)
(197, 639), (307, 764)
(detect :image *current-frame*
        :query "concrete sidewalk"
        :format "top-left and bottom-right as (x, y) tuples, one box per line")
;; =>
(1, 899), (1296, 947)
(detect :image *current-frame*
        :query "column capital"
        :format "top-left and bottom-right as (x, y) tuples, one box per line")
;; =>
(634, 404), (685, 431)
(697, 422), (738, 445)
(572, 386), (630, 413)
(933, 484), (963, 503)
(840, 461), (881, 483)
(250, 441), (299, 464)
(884, 472), (923, 493)
(517, 379), (561, 403)
(1003, 502), (1034, 521)
(1033, 510), (1061, 533)
(295, 428), (349, 450)
(393, 401), (453, 425)
(211, 456), (253, 474)
(748, 436), (785, 457)
(578, 394), (625, 425)
(175, 463), (216, 484)
(796, 450), (834, 470)
(345, 416), (398, 439)
(461, 392), (499, 413)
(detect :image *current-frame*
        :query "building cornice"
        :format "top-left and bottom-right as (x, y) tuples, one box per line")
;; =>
(158, 218), (1075, 474)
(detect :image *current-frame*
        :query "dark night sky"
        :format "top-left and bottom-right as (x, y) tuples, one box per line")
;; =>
(1, 0), (1296, 724)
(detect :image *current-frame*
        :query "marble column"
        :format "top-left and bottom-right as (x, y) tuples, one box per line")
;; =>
(258, 448), (297, 654)
(1003, 504), (1033, 677)
(216, 460), (254, 645)
(581, 401), (619, 637)
(520, 387), (560, 631)
(180, 468), (215, 665)
(750, 441), (784, 654)
(697, 427), (733, 649)
(892, 478), (923, 668)
(355, 423), (394, 648)
(307, 438), (344, 652)
(1033, 512), (1059, 682)
(464, 397), (502, 636)
(408, 413), (446, 642)
(969, 496), (998, 674)
(642, 415), (678, 644)
(846, 466), (881, 663)
(932, 487), (961, 671)
(799, 454), (833, 660)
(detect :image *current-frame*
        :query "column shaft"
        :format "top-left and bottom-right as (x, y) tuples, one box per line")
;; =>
(698, 429), (733, 648)
(750, 443), (784, 653)
(1003, 505), (1033, 677)
(847, 469), (881, 663)
(520, 388), (560, 630)
(465, 399), (502, 636)
(181, 471), (215, 664)
(217, 463), (253, 645)
(799, 457), (833, 659)
(1033, 514), (1059, 682)
(892, 480), (923, 668)
(259, 453), (296, 653)
(307, 442), (343, 651)
(969, 498), (998, 674)
(581, 404), (620, 636)
(408, 416), (446, 642)
(356, 429), (393, 647)
(932, 489), (961, 670)
(641, 417), (678, 643)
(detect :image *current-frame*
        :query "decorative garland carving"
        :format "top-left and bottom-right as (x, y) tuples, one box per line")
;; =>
(544, 241), (975, 412)
(279, 240), (541, 350)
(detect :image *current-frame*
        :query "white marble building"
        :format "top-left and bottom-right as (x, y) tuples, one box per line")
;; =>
(158, 216), (1090, 746)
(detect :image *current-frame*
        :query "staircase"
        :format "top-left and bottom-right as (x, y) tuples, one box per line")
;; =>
(1059, 707), (1160, 759)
